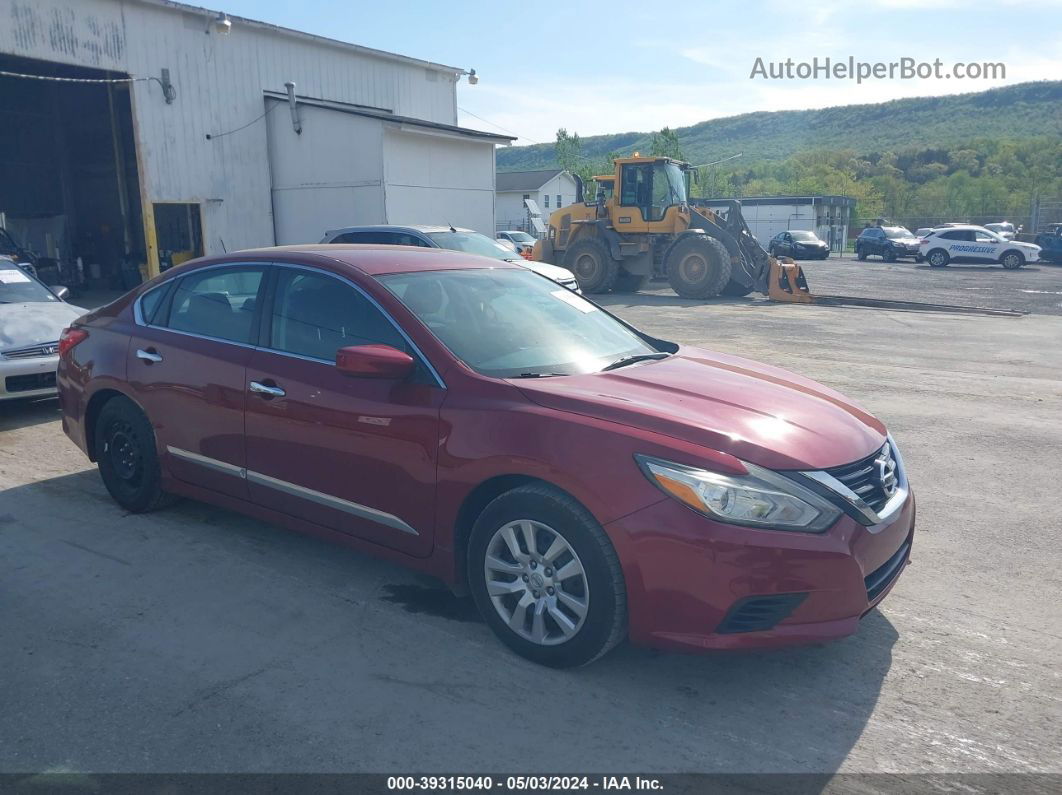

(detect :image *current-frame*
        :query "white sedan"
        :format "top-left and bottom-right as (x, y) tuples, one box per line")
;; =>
(0, 257), (83, 401)
(920, 225), (1041, 269)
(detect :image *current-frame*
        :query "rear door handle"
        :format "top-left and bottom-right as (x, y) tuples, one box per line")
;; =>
(249, 380), (286, 398)
(136, 348), (163, 363)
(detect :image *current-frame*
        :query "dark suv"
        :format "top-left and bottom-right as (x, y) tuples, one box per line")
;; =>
(855, 227), (922, 263)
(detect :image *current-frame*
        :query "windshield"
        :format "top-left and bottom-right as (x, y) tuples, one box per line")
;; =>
(427, 231), (516, 261)
(0, 267), (58, 303)
(883, 227), (914, 239)
(379, 269), (658, 377)
(790, 230), (818, 241)
(506, 232), (536, 243)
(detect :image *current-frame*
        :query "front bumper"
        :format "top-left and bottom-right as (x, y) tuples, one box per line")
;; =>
(605, 490), (915, 651)
(0, 354), (60, 400)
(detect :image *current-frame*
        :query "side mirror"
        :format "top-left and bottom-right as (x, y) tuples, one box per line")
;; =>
(336, 344), (415, 379)
(54, 285), (71, 300)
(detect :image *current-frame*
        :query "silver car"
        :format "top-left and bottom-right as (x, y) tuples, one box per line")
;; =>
(0, 257), (82, 401)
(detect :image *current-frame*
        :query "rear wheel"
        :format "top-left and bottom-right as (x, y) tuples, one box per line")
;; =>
(927, 249), (950, 268)
(468, 484), (627, 668)
(95, 396), (175, 513)
(1000, 250), (1025, 270)
(563, 238), (618, 294)
(665, 235), (732, 299)
(612, 271), (650, 293)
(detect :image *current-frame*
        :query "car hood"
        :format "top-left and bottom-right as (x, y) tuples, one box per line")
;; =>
(517, 259), (576, 282)
(0, 301), (83, 350)
(893, 238), (920, 245)
(794, 240), (826, 246)
(512, 346), (886, 471)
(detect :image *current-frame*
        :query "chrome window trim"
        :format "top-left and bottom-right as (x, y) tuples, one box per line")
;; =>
(266, 263), (446, 389)
(165, 446), (418, 536)
(797, 435), (909, 530)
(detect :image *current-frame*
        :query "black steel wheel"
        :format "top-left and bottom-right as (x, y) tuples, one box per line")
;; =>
(95, 395), (174, 513)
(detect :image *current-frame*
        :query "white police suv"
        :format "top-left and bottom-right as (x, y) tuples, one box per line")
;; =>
(920, 225), (1040, 269)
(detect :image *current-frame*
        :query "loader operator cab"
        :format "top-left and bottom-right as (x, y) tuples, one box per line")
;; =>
(618, 159), (688, 222)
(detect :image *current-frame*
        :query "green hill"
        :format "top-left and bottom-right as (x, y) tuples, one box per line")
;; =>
(497, 81), (1062, 171)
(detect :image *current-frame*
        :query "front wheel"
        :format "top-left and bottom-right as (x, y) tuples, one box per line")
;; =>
(883, 248), (897, 263)
(665, 235), (732, 299)
(95, 395), (175, 513)
(856, 247), (867, 261)
(1000, 251), (1025, 270)
(468, 484), (627, 668)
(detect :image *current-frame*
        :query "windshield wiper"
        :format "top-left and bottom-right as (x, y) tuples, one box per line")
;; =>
(600, 352), (670, 372)
(514, 372), (567, 378)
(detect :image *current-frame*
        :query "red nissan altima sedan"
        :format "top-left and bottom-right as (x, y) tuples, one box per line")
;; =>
(57, 245), (913, 667)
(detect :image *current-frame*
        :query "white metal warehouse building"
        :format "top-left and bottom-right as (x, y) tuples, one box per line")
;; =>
(0, 0), (511, 283)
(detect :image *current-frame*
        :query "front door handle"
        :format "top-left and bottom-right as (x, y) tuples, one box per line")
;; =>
(249, 380), (286, 398)
(136, 348), (163, 363)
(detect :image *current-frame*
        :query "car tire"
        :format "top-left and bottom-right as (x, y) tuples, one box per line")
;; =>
(665, 235), (732, 299)
(883, 248), (897, 263)
(612, 271), (650, 293)
(1000, 251), (1025, 270)
(563, 238), (618, 294)
(95, 395), (175, 513)
(856, 247), (867, 261)
(467, 484), (627, 668)
(927, 249), (950, 268)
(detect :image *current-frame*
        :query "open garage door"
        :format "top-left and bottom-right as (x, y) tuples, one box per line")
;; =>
(0, 54), (145, 293)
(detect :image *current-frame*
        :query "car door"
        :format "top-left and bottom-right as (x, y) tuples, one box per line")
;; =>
(126, 264), (266, 499)
(973, 229), (1003, 262)
(243, 265), (444, 557)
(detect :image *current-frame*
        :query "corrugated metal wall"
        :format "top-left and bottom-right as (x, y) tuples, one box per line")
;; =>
(0, 0), (463, 255)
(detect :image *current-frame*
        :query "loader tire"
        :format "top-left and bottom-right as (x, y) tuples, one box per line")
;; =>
(564, 238), (618, 294)
(613, 272), (650, 293)
(665, 235), (732, 299)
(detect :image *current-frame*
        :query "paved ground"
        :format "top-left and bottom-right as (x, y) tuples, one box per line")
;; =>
(1, 259), (1060, 774)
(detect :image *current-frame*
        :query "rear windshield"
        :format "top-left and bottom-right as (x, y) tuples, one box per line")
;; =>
(427, 231), (516, 261)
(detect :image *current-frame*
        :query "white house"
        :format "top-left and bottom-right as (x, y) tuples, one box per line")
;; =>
(496, 170), (580, 235)
(0, 0), (512, 281)
(697, 195), (856, 253)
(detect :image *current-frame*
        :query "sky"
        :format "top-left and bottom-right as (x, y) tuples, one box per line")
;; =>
(220, 0), (1061, 147)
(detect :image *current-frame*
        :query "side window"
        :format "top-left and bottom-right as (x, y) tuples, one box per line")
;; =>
(165, 267), (264, 344)
(269, 269), (407, 362)
(139, 282), (171, 325)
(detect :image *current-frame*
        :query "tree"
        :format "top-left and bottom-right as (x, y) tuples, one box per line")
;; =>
(554, 128), (582, 175)
(649, 127), (684, 160)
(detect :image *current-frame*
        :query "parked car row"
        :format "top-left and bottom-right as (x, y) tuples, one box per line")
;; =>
(856, 223), (1042, 269)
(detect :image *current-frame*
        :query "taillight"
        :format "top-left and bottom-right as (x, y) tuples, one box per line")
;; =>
(58, 327), (89, 357)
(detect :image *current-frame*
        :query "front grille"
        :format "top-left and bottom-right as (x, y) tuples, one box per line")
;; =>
(824, 443), (896, 513)
(716, 593), (808, 634)
(2, 341), (59, 360)
(5, 371), (57, 393)
(865, 540), (910, 601)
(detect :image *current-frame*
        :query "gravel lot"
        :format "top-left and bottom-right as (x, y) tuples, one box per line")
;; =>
(1, 257), (1060, 774)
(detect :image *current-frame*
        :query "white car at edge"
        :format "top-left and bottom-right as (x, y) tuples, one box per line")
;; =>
(919, 225), (1041, 270)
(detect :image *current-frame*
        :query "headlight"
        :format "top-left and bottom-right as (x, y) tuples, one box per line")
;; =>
(635, 454), (841, 532)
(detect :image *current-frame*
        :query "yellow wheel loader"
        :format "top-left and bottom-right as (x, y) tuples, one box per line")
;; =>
(531, 155), (1021, 316)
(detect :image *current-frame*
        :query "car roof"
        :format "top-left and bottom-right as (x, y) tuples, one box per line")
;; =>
(927, 224), (989, 232)
(323, 224), (474, 236)
(205, 244), (524, 276)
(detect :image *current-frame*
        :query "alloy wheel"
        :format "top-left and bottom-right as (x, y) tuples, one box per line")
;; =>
(483, 519), (589, 646)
